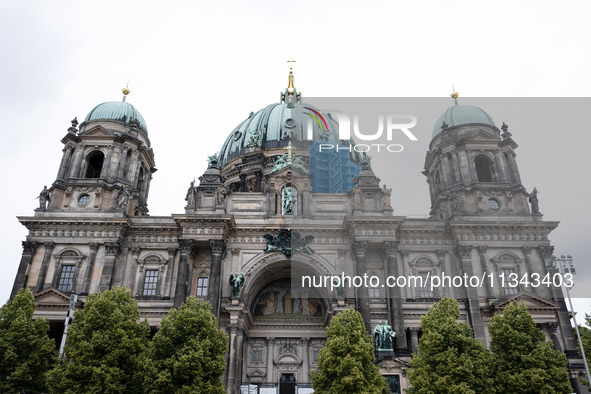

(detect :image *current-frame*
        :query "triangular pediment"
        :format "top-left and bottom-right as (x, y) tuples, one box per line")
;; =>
(78, 125), (116, 138)
(247, 369), (266, 378)
(463, 129), (501, 143)
(488, 291), (559, 312)
(269, 164), (312, 178)
(34, 287), (71, 306)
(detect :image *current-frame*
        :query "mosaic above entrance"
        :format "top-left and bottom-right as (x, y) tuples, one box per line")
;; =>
(252, 279), (323, 318)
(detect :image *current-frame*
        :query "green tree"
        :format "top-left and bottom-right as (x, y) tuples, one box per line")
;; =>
(0, 288), (56, 393)
(577, 316), (591, 388)
(311, 308), (388, 394)
(489, 300), (571, 393)
(46, 287), (150, 394)
(407, 296), (493, 394)
(143, 297), (228, 394)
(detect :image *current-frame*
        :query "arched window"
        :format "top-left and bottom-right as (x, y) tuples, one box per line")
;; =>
(85, 151), (104, 178)
(475, 154), (493, 182)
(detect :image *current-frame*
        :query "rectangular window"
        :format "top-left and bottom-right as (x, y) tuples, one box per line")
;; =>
(196, 277), (209, 297)
(418, 272), (433, 298)
(501, 268), (519, 295)
(368, 287), (380, 298)
(143, 269), (159, 296)
(57, 265), (75, 292)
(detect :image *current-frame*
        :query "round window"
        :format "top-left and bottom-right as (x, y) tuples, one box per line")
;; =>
(78, 194), (91, 206)
(233, 131), (242, 141)
(488, 199), (500, 210)
(285, 118), (296, 128)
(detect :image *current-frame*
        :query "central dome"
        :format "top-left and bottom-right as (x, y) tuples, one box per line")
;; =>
(218, 101), (343, 166)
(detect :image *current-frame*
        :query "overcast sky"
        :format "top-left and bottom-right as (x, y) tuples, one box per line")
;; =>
(1, 1), (590, 320)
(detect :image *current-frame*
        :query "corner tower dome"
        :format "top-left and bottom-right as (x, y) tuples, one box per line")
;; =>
(84, 87), (148, 134)
(432, 91), (495, 138)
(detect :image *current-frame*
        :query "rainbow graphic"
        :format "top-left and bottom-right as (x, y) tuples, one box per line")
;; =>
(304, 107), (329, 133)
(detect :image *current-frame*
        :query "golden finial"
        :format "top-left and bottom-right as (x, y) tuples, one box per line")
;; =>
(287, 60), (296, 91)
(451, 86), (459, 105)
(122, 83), (130, 102)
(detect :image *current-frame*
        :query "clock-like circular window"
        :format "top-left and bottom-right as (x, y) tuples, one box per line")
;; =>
(488, 198), (500, 210)
(285, 118), (296, 129)
(77, 194), (91, 206)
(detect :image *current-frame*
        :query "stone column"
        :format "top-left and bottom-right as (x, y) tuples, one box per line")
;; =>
(301, 337), (310, 383)
(505, 151), (522, 185)
(455, 245), (486, 342)
(35, 242), (55, 292)
(440, 154), (451, 186)
(174, 240), (195, 307)
(11, 241), (39, 298)
(57, 146), (73, 180)
(477, 246), (493, 299)
(266, 337), (275, 384)
(466, 150), (478, 183)
(208, 239), (226, 317)
(234, 328), (245, 392)
(98, 242), (121, 292)
(522, 246), (540, 296)
(352, 241), (371, 332)
(383, 242), (408, 352)
(116, 147), (129, 180)
(457, 150), (472, 186)
(107, 146), (122, 181)
(226, 325), (239, 394)
(450, 149), (461, 184)
(410, 328), (420, 354)
(99, 145), (112, 179)
(82, 243), (99, 294)
(164, 247), (177, 298)
(69, 147), (84, 178)
(493, 149), (509, 182)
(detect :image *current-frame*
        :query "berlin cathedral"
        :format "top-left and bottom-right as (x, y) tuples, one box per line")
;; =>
(10, 70), (586, 393)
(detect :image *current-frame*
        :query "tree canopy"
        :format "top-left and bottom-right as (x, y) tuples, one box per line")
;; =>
(46, 287), (150, 394)
(311, 308), (388, 394)
(488, 300), (571, 393)
(407, 296), (494, 394)
(0, 288), (56, 393)
(143, 297), (228, 394)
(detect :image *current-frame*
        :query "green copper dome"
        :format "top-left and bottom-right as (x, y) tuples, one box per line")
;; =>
(218, 101), (346, 166)
(432, 104), (495, 138)
(85, 100), (148, 134)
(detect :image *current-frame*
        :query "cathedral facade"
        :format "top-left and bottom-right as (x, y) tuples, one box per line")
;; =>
(10, 74), (585, 393)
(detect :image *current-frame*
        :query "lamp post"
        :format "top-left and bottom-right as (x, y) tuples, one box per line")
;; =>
(551, 254), (591, 384)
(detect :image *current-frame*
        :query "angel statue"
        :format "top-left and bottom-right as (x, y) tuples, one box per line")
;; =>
(229, 272), (245, 297)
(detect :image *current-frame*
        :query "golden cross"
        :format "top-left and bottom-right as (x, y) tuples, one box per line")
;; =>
(287, 60), (296, 71)
(284, 141), (293, 162)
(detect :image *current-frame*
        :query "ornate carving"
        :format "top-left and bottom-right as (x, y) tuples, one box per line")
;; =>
(477, 246), (488, 256)
(167, 247), (177, 257)
(383, 241), (397, 257)
(44, 241), (55, 252)
(89, 242), (99, 252)
(104, 242), (121, 257)
(456, 245), (472, 260)
(352, 241), (367, 257)
(539, 245), (554, 260)
(436, 250), (447, 261)
(178, 239), (195, 254)
(21, 241), (39, 255)
(131, 246), (141, 256)
(231, 248), (240, 256)
(263, 229), (314, 259)
(399, 249), (410, 259)
(281, 338), (296, 354)
(210, 239), (226, 255)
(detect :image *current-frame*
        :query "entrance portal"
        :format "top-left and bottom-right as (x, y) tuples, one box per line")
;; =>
(279, 373), (296, 394)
